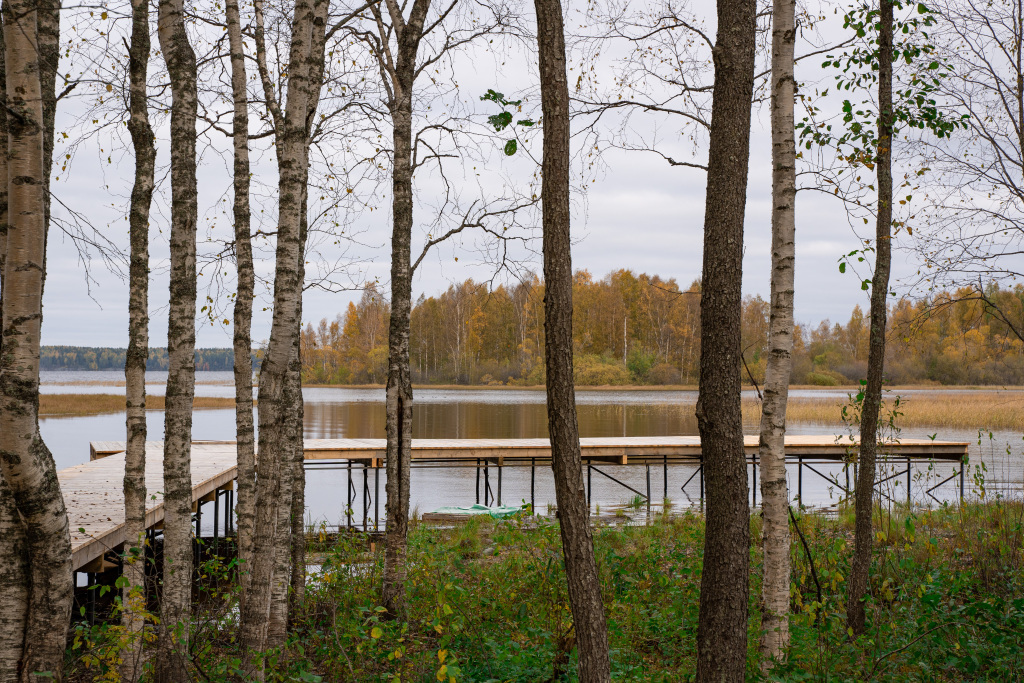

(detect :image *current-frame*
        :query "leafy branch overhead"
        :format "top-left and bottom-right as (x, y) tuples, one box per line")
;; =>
(797, 1), (967, 161)
(480, 89), (535, 156)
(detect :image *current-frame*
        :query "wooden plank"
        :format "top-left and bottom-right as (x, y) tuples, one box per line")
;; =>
(66, 442), (237, 572)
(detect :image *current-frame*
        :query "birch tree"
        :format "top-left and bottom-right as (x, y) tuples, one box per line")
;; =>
(534, 0), (611, 678)
(0, 0), (74, 678)
(155, 0), (200, 676)
(121, 0), (156, 677)
(758, 0), (795, 664)
(226, 0), (257, 598)
(240, 0), (324, 666)
(694, 0), (756, 679)
(0, 26), (27, 683)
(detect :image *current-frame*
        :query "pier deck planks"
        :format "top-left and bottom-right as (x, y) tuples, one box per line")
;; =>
(65, 441), (237, 572)
(70, 436), (967, 571)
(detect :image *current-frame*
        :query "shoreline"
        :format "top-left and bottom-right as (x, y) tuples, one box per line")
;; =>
(37, 389), (1024, 430)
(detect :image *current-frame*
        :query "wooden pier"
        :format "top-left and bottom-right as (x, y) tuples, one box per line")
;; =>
(68, 435), (969, 571)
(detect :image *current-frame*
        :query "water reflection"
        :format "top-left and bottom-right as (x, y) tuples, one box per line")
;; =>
(303, 400), (700, 440)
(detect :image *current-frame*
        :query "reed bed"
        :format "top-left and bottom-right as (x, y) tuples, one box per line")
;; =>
(742, 390), (1024, 431)
(39, 393), (238, 417)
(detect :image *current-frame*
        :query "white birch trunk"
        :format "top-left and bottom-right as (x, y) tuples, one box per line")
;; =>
(226, 0), (257, 599)
(155, 0), (199, 677)
(758, 0), (797, 664)
(0, 0), (74, 677)
(239, 0), (315, 671)
(121, 0), (156, 677)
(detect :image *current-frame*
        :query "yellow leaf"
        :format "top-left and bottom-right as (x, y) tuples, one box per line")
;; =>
(438, 649), (447, 663)
(436, 665), (447, 681)
(106, 84), (112, 92)
(371, 626), (382, 639)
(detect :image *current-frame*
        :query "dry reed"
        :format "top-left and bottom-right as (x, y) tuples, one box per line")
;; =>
(39, 393), (238, 417)
(742, 391), (1024, 431)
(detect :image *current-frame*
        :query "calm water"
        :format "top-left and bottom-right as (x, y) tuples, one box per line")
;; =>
(40, 373), (1023, 529)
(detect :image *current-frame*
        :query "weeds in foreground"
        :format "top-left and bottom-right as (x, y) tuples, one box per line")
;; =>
(66, 503), (1024, 682)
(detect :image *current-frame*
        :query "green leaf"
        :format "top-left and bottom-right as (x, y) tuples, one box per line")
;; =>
(503, 139), (518, 156)
(839, 262), (847, 273)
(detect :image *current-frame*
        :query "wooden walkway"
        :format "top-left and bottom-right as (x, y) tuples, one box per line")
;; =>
(65, 442), (237, 573)
(69, 436), (968, 571)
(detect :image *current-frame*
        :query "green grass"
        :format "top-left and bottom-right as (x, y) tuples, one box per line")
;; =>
(67, 502), (1024, 682)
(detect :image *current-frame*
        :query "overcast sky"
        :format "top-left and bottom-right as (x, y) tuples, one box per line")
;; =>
(38, 0), (912, 349)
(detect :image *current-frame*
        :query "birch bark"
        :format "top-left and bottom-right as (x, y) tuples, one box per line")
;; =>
(155, 0), (199, 677)
(848, 0), (894, 637)
(0, 26), (27, 683)
(226, 0), (257, 596)
(0, 0), (74, 678)
(758, 0), (796, 665)
(240, 0), (316, 669)
(533, 0), (612, 678)
(121, 0), (156, 677)
(381, 0), (432, 617)
(694, 0), (756, 679)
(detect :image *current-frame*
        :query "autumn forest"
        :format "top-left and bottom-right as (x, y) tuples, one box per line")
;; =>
(300, 272), (1024, 386)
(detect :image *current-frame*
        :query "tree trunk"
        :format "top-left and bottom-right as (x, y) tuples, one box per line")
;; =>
(534, 0), (612, 679)
(288, 0), (327, 622)
(0, 0), (74, 678)
(155, 0), (199, 677)
(381, 0), (432, 618)
(239, 0), (316, 669)
(121, 0), (156, 677)
(0, 475), (28, 683)
(694, 0), (756, 679)
(758, 0), (796, 666)
(0, 25), (26, 683)
(226, 0), (257, 600)
(848, 0), (893, 638)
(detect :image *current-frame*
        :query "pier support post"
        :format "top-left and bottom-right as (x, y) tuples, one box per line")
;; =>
(213, 491), (220, 554)
(497, 463), (502, 507)
(347, 461), (353, 529)
(797, 455), (803, 507)
(907, 456), (912, 506)
(484, 462), (490, 506)
(752, 458), (757, 507)
(375, 465), (380, 531)
(646, 464), (651, 512)
(476, 459), (480, 505)
(530, 458), (535, 514)
(587, 464), (592, 514)
(663, 455), (668, 503)
(959, 460), (965, 501)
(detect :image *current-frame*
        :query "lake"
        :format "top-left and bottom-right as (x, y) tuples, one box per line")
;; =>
(40, 371), (1023, 529)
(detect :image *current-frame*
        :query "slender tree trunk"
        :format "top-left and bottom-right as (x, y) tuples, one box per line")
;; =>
(267, 357), (296, 647)
(381, 0), (432, 618)
(694, 0), (756, 680)
(758, 0), (796, 666)
(121, 0), (156, 677)
(848, 0), (893, 638)
(0, 475), (27, 683)
(0, 26), (28, 683)
(226, 0), (256, 600)
(0, 1), (73, 678)
(534, 0), (611, 679)
(155, 0), (199, 678)
(240, 0), (315, 669)
(288, 0), (327, 621)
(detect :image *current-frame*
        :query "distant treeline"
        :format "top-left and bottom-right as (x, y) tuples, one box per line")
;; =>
(40, 346), (262, 372)
(300, 270), (1024, 386)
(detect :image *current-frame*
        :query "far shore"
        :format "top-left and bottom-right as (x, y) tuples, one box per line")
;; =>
(303, 382), (1024, 392)
(38, 387), (1023, 431)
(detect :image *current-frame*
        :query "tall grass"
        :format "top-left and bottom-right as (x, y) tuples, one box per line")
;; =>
(64, 503), (1023, 682)
(742, 391), (1024, 430)
(39, 393), (238, 417)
